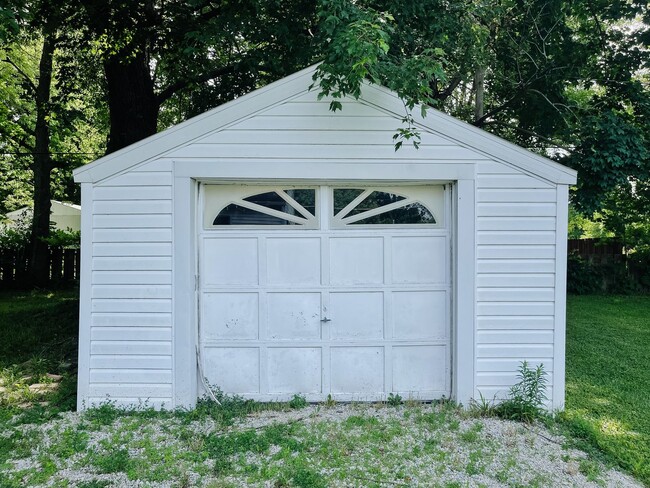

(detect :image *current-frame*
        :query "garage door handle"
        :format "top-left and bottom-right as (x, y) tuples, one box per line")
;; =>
(321, 317), (332, 323)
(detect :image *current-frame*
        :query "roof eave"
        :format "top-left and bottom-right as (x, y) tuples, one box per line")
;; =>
(74, 64), (577, 186)
(358, 83), (577, 185)
(73, 64), (322, 183)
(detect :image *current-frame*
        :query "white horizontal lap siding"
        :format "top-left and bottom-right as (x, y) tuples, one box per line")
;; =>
(475, 162), (556, 404)
(85, 159), (173, 409)
(175, 97), (490, 163)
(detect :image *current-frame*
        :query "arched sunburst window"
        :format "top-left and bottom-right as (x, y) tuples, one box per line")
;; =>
(203, 186), (318, 229)
(331, 186), (444, 227)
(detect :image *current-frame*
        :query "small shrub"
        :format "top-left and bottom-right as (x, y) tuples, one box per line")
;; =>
(567, 252), (602, 294)
(84, 402), (121, 426)
(469, 392), (496, 417)
(181, 386), (261, 426)
(323, 394), (335, 407)
(387, 393), (402, 407)
(288, 394), (307, 409)
(494, 361), (548, 422)
(627, 246), (650, 290)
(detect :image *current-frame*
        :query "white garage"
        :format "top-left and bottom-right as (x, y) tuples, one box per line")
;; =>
(73, 64), (576, 410)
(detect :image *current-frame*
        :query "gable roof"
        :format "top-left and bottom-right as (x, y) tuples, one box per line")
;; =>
(73, 64), (577, 185)
(5, 200), (81, 218)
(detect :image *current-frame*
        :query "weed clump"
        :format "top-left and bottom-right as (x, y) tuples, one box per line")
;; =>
(387, 393), (402, 407)
(288, 394), (307, 409)
(473, 361), (549, 423)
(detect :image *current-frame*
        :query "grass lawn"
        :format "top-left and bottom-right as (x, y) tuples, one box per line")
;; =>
(0, 400), (641, 487)
(0, 291), (648, 486)
(562, 295), (650, 485)
(0, 289), (79, 420)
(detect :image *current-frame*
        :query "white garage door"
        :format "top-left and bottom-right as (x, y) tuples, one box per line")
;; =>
(198, 184), (451, 401)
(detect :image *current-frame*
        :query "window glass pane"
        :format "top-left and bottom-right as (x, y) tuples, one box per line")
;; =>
(243, 191), (301, 216)
(333, 189), (364, 216)
(346, 191), (406, 216)
(350, 202), (436, 225)
(214, 204), (300, 225)
(285, 189), (316, 216)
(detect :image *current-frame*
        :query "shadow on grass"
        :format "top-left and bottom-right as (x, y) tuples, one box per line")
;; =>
(562, 295), (650, 485)
(0, 289), (79, 422)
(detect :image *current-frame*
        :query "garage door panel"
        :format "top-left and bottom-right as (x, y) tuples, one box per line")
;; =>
(200, 184), (451, 401)
(330, 347), (384, 394)
(267, 237), (321, 285)
(202, 293), (258, 340)
(203, 238), (258, 285)
(329, 292), (383, 340)
(330, 237), (384, 285)
(392, 236), (446, 283)
(393, 291), (447, 340)
(268, 348), (322, 394)
(204, 348), (259, 394)
(393, 345), (447, 392)
(267, 293), (322, 340)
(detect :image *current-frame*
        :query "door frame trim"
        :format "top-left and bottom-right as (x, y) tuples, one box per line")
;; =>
(173, 173), (476, 408)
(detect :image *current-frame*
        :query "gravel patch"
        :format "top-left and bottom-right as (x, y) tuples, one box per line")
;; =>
(0, 403), (643, 487)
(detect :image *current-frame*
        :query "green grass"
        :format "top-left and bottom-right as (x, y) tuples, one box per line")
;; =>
(562, 295), (650, 485)
(1, 290), (649, 485)
(0, 289), (79, 421)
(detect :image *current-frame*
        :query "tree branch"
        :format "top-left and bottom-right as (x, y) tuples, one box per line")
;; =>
(586, 0), (608, 52)
(433, 75), (463, 101)
(472, 92), (520, 127)
(481, 120), (575, 153)
(50, 158), (69, 169)
(156, 63), (237, 104)
(2, 57), (37, 94)
(526, 88), (576, 126)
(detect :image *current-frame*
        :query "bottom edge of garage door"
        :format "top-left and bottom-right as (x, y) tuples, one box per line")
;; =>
(196, 391), (451, 403)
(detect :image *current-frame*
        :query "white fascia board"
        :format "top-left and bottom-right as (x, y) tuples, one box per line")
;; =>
(5, 207), (31, 218)
(358, 83), (578, 186)
(52, 200), (82, 210)
(73, 64), (322, 184)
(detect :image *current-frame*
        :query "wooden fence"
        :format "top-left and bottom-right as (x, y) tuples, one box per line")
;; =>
(0, 247), (80, 288)
(568, 238), (624, 263)
(0, 239), (624, 288)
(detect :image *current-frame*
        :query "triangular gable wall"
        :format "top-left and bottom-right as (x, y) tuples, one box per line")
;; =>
(74, 64), (576, 185)
(163, 91), (488, 163)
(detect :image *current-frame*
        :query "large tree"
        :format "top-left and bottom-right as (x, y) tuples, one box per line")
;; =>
(0, 1), (106, 284)
(58, 0), (319, 153)
(312, 0), (649, 211)
(2, 0), (648, 287)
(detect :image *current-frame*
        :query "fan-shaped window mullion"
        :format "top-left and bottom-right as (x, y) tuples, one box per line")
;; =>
(214, 204), (299, 225)
(335, 189), (373, 219)
(234, 200), (308, 225)
(350, 202), (436, 224)
(341, 198), (418, 224)
(277, 190), (315, 221)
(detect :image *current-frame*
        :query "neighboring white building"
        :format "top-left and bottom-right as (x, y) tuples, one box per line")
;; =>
(3, 200), (81, 232)
(73, 65), (577, 411)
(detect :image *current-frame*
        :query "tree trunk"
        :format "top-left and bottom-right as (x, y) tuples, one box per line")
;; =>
(474, 66), (486, 122)
(104, 51), (159, 154)
(28, 33), (56, 287)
